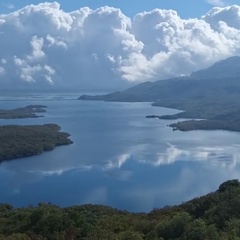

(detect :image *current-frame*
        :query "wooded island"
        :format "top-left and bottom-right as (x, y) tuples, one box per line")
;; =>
(0, 105), (72, 161)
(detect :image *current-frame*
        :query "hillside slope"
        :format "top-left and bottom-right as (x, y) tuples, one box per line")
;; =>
(79, 56), (240, 132)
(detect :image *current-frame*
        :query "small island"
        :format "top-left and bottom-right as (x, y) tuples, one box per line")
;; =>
(0, 105), (47, 119)
(0, 124), (73, 161)
(146, 115), (161, 119)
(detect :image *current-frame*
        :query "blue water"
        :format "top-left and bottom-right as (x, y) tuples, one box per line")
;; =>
(1, 92), (240, 212)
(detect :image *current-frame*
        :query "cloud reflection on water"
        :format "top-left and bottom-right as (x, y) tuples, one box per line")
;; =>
(1, 142), (240, 178)
(133, 143), (240, 169)
(1, 140), (240, 211)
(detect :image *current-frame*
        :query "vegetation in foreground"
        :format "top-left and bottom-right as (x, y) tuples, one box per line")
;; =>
(0, 124), (72, 161)
(0, 105), (47, 119)
(0, 180), (240, 239)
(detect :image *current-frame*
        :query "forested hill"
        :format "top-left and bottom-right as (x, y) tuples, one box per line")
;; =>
(79, 56), (240, 132)
(0, 179), (240, 239)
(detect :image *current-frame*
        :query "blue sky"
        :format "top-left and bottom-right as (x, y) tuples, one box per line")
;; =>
(0, 0), (239, 90)
(1, 0), (239, 18)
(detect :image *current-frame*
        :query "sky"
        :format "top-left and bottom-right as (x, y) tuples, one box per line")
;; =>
(1, 0), (240, 18)
(0, 0), (240, 90)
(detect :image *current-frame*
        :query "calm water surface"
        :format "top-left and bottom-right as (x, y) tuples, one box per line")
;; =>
(1, 92), (240, 212)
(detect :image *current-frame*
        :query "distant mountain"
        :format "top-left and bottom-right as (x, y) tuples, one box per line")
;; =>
(79, 56), (240, 103)
(79, 56), (240, 132)
(190, 56), (240, 79)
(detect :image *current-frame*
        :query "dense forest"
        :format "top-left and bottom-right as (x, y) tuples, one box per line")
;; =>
(0, 124), (72, 161)
(0, 180), (239, 239)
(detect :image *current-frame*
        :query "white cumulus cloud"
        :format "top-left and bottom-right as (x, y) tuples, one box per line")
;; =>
(0, 2), (239, 90)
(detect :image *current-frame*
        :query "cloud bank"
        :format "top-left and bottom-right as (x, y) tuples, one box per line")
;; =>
(0, 2), (240, 90)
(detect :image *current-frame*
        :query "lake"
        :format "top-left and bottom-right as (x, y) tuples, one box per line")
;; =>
(1, 92), (240, 212)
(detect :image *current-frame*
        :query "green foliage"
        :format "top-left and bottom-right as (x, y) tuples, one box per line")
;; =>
(0, 233), (31, 240)
(156, 212), (192, 239)
(116, 231), (143, 240)
(184, 219), (207, 240)
(218, 179), (240, 192)
(0, 180), (240, 239)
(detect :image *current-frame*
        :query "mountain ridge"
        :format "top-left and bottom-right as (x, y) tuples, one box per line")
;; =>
(79, 56), (240, 103)
(190, 56), (240, 79)
(79, 56), (240, 132)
